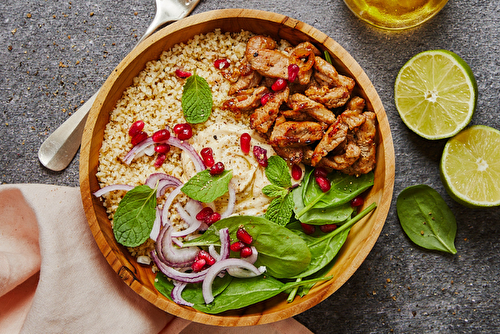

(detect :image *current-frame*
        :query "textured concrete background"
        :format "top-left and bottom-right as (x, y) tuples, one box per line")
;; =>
(1, 0), (499, 333)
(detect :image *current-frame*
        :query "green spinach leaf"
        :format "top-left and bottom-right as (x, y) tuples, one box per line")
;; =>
(292, 185), (354, 225)
(181, 73), (213, 124)
(397, 185), (457, 254)
(113, 185), (157, 247)
(183, 216), (311, 278)
(181, 169), (233, 203)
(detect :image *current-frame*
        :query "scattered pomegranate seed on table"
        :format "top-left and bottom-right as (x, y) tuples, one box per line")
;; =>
(200, 147), (215, 168)
(173, 123), (193, 140)
(240, 133), (251, 154)
(210, 162), (225, 176)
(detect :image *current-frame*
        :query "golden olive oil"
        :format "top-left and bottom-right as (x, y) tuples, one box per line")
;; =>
(343, 0), (448, 29)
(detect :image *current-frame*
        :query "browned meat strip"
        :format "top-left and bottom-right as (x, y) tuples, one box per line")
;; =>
(317, 140), (361, 170)
(269, 121), (324, 148)
(287, 93), (336, 124)
(245, 36), (277, 59)
(305, 85), (351, 109)
(272, 145), (305, 165)
(310, 99), (366, 166)
(223, 86), (269, 114)
(281, 109), (314, 122)
(228, 60), (262, 95)
(313, 56), (343, 87)
(248, 49), (291, 79)
(341, 111), (377, 175)
(289, 42), (321, 85)
(250, 86), (289, 133)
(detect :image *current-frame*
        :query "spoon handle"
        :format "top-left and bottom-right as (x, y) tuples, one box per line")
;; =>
(38, 91), (98, 171)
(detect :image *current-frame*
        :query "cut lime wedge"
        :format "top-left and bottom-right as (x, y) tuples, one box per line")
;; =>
(440, 125), (500, 208)
(395, 50), (477, 140)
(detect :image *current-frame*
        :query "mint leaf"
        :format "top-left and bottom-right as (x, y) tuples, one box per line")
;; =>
(181, 73), (213, 124)
(265, 192), (294, 226)
(265, 155), (292, 188)
(113, 185), (157, 247)
(262, 184), (288, 199)
(182, 169), (233, 203)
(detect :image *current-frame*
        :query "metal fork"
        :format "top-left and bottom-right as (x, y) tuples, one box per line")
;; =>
(38, 0), (200, 171)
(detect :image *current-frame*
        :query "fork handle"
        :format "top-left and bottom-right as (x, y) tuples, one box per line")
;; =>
(38, 91), (98, 171)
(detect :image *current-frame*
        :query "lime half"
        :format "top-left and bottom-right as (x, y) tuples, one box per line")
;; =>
(440, 125), (500, 208)
(395, 50), (477, 140)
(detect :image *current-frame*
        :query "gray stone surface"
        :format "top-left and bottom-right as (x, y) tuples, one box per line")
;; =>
(1, 0), (499, 333)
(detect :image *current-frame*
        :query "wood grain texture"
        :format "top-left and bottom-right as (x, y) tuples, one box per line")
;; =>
(79, 8), (395, 326)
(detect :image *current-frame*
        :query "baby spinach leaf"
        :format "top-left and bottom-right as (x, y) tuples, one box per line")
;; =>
(183, 216), (311, 278)
(292, 185), (354, 225)
(113, 185), (157, 247)
(287, 221), (349, 278)
(265, 192), (294, 226)
(296, 169), (374, 218)
(181, 169), (233, 203)
(181, 73), (213, 124)
(265, 155), (292, 188)
(397, 185), (457, 254)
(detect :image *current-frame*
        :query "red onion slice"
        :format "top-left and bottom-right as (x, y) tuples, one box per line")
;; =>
(166, 136), (206, 173)
(202, 258), (266, 304)
(151, 250), (208, 283)
(123, 137), (155, 165)
(156, 225), (199, 268)
(146, 173), (183, 196)
(226, 246), (259, 277)
(171, 203), (202, 237)
(219, 228), (231, 261)
(161, 185), (183, 227)
(171, 281), (194, 307)
(220, 182), (236, 219)
(93, 184), (134, 197)
(150, 207), (162, 241)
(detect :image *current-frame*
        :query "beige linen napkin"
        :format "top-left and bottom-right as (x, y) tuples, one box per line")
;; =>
(0, 184), (312, 334)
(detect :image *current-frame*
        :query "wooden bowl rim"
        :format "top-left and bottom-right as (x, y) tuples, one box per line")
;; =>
(80, 8), (395, 326)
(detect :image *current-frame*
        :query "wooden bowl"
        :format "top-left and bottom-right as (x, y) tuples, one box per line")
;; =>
(80, 8), (395, 326)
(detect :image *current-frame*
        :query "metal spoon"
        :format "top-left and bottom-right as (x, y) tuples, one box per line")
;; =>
(38, 0), (200, 171)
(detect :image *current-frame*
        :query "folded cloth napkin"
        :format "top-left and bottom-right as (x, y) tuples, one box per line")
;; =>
(0, 184), (312, 334)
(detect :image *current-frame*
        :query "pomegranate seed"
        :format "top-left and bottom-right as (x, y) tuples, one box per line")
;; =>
(260, 93), (272, 106)
(301, 223), (316, 235)
(173, 123), (193, 140)
(230, 241), (245, 252)
(253, 146), (268, 167)
(154, 143), (170, 154)
(271, 78), (287, 91)
(131, 131), (148, 146)
(152, 129), (170, 143)
(291, 164), (302, 180)
(214, 58), (230, 69)
(319, 224), (338, 233)
(200, 147), (215, 168)
(240, 133), (251, 154)
(175, 69), (191, 78)
(154, 153), (166, 168)
(240, 246), (253, 258)
(192, 258), (206, 272)
(288, 64), (300, 82)
(315, 176), (331, 192)
(210, 162), (225, 176)
(236, 226), (253, 245)
(128, 120), (145, 137)
(197, 250), (216, 266)
(351, 196), (364, 207)
(196, 207), (214, 222)
(205, 212), (221, 226)
(314, 167), (328, 178)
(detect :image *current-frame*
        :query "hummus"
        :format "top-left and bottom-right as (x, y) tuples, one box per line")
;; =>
(181, 123), (301, 216)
